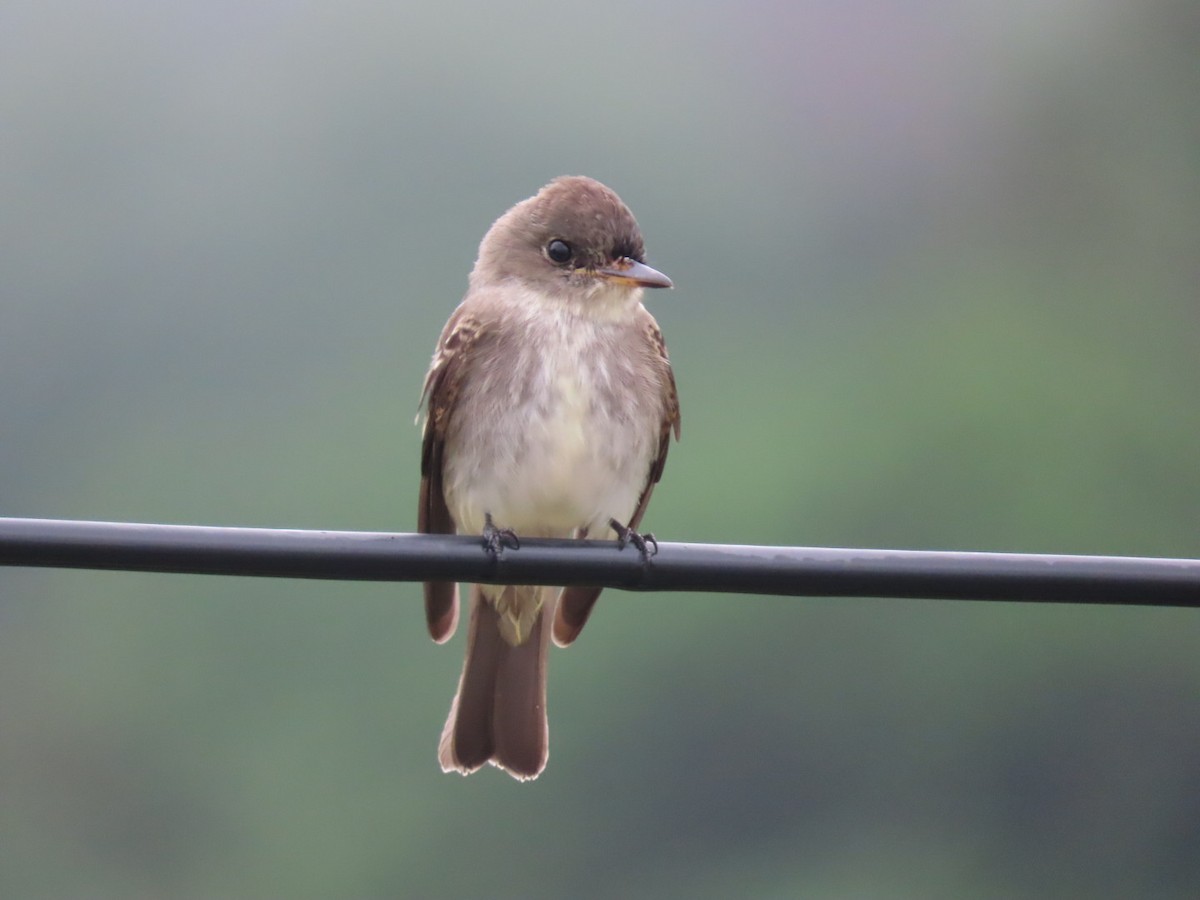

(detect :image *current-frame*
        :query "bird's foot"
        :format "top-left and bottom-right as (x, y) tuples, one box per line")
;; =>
(609, 517), (658, 562)
(482, 513), (520, 558)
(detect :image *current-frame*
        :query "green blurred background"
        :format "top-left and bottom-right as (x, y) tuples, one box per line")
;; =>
(2, 1), (1198, 897)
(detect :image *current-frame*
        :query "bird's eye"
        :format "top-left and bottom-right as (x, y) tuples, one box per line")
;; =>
(545, 239), (572, 264)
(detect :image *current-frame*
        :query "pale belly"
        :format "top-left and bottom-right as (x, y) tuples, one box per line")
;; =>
(442, 366), (656, 540)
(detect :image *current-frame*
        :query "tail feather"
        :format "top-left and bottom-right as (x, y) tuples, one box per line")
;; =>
(438, 584), (556, 780)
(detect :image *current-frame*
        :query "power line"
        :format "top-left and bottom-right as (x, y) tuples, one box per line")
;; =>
(1, 517), (1196, 607)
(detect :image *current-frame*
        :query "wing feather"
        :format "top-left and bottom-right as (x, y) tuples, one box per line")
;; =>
(419, 309), (486, 643)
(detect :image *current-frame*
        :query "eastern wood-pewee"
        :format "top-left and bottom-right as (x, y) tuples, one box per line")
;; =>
(418, 176), (680, 780)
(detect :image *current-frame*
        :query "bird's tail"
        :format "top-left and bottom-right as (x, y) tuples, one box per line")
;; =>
(438, 584), (557, 780)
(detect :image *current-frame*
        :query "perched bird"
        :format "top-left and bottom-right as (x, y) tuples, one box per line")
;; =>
(418, 176), (680, 780)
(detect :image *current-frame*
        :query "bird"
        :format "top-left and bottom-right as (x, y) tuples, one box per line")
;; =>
(417, 175), (680, 780)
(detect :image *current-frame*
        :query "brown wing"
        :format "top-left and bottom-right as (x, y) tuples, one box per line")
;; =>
(419, 308), (485, 643)
(554, 319), (680, 647)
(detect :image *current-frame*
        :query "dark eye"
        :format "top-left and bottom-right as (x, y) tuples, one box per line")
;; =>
(545, 239), (572, 264)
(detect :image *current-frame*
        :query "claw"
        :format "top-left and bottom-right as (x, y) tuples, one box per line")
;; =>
(482, 513), (520, 557)
(641, 532), (659, 557)
(608, 517), (658, 562)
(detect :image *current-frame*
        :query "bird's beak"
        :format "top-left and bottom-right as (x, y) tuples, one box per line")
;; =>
(594, 258), (673, 289)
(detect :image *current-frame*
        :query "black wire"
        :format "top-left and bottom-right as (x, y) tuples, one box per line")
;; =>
(0, 517), (1196, 607)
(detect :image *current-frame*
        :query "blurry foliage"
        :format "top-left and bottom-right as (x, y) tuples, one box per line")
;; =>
(1, 2), (1197, 897)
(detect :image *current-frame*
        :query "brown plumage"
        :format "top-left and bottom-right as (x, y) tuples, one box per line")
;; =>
(418, 176), (680, 780)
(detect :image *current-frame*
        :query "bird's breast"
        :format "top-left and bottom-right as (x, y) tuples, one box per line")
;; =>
(444, 315), (656, 537)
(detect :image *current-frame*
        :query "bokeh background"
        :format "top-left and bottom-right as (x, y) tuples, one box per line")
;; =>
(2, 1), (1198, 896)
